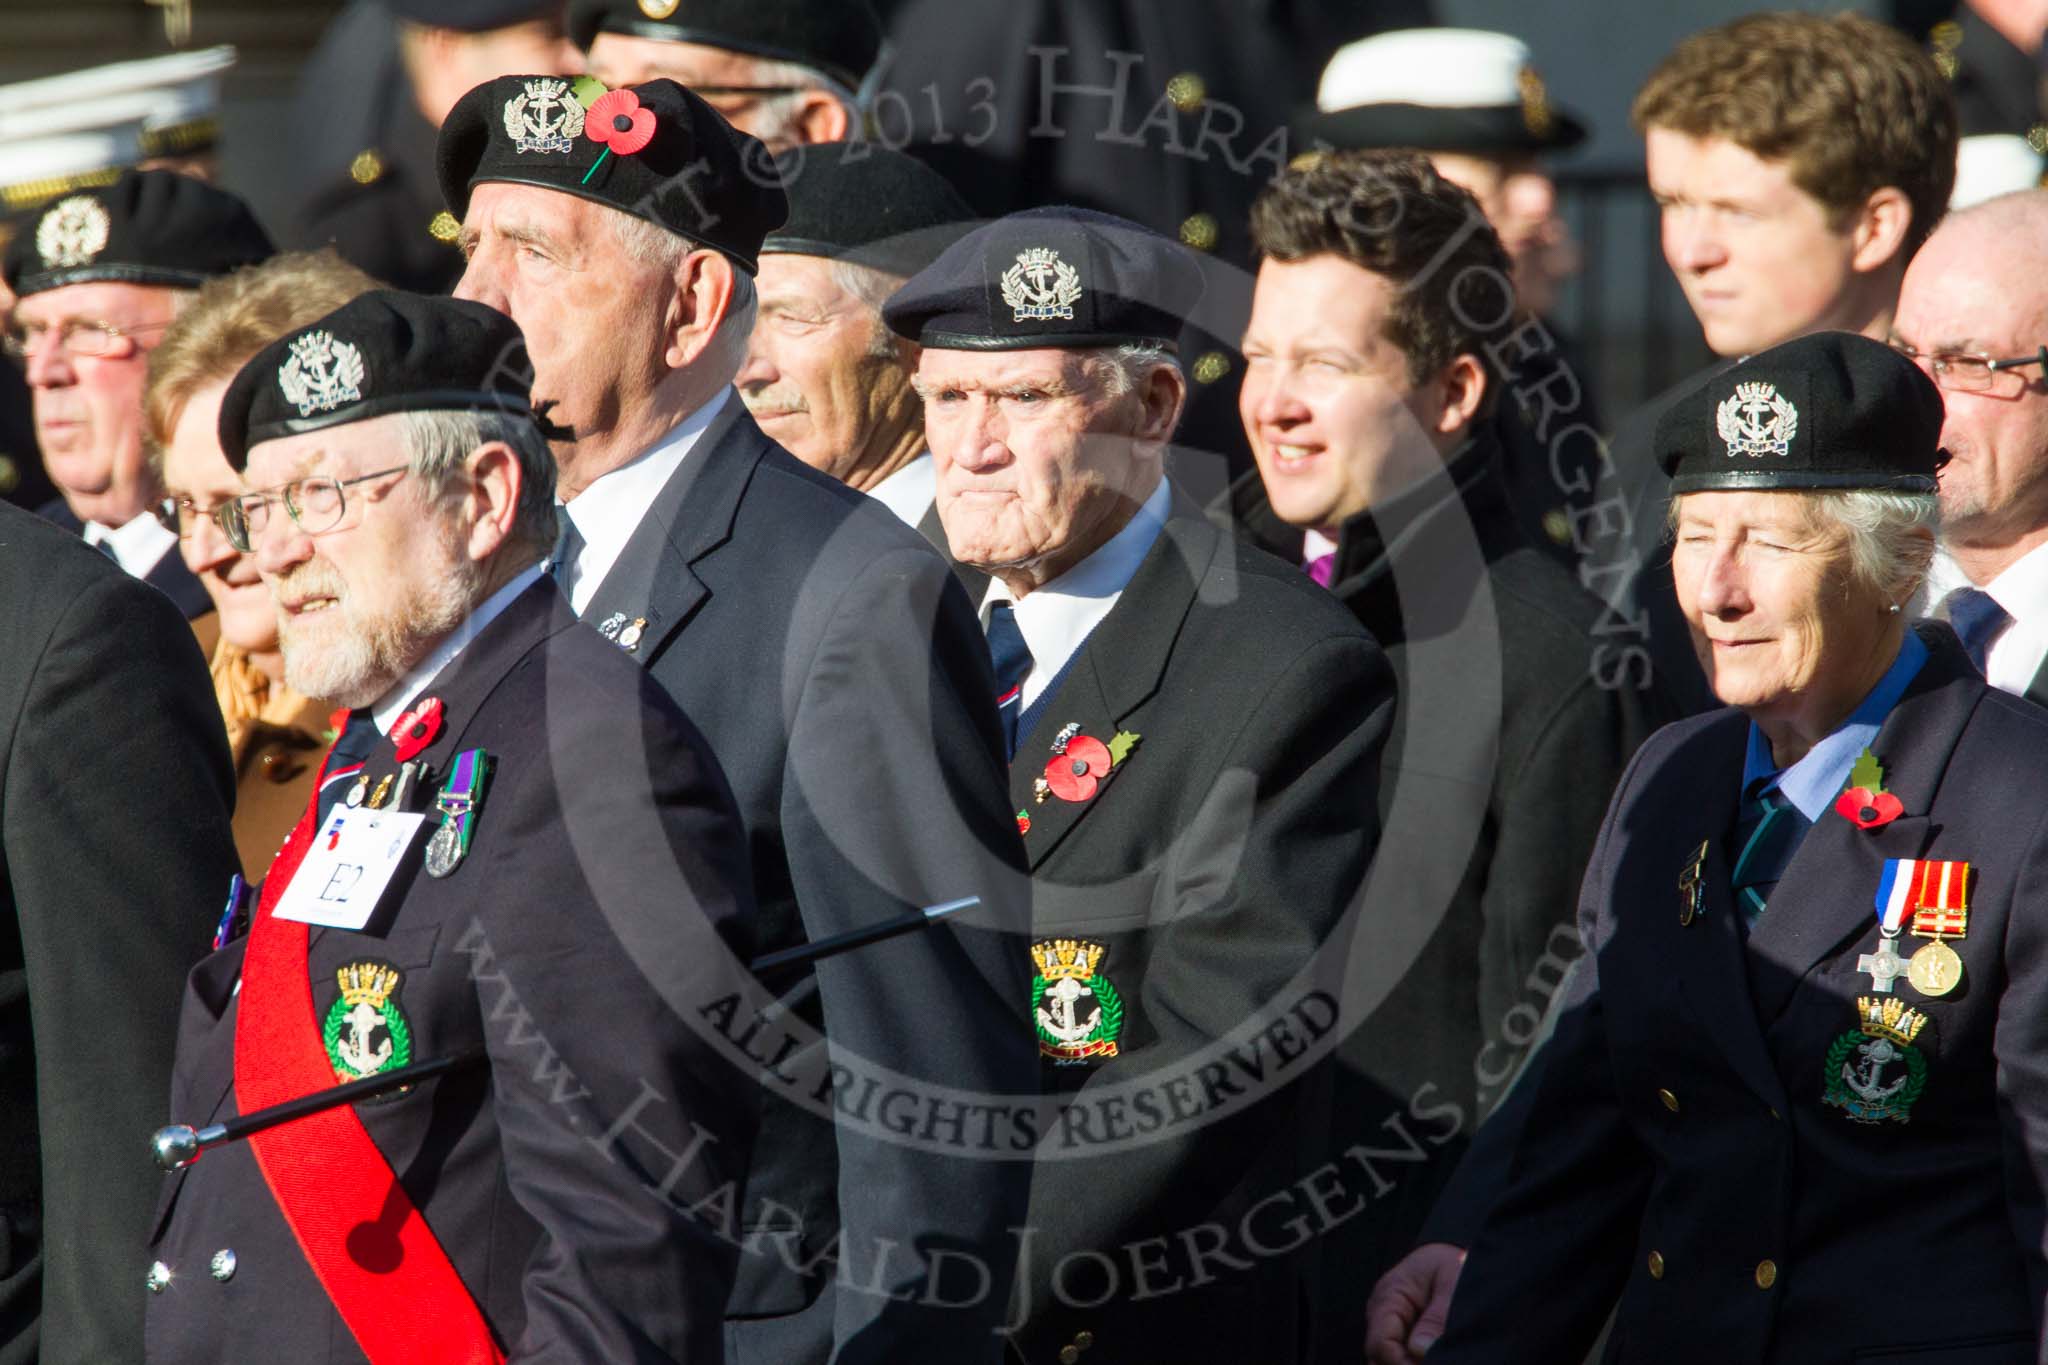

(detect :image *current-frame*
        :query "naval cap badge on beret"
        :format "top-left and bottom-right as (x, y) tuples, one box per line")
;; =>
(218, 290), (547, 471)
(2, 167), (273, 297)
(566, 0), (883, 95)
(882, 206), (1204, 353)
(1655, 331), (1944, 496)
(436, 74), (787, 273)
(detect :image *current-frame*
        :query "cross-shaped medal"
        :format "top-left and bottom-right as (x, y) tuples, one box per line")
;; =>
(1858, 936), (1909, 993)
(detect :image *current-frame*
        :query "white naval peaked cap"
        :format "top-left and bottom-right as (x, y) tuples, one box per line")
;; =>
(1951, 133), (2047, 210)
(0, 46), (234, 156)
(1318, 28), (1538, 113)
(0, 123), (147, 214)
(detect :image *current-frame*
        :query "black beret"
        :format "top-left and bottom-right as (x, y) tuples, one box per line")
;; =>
(882, 206), (1204, 353)
(761, 145), (974, 278)
(219, 290), (542, 472)
(567, 0), (881, 93)
(2, 168), (273, 297)
(436, 75), (787, 272)
(386, 0), (565, 32)
(1655, 332), (1944, 496)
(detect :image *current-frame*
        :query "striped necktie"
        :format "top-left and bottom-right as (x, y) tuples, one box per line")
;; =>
(986, 601), (1033, 761)
(1729, 783), (1811, 926)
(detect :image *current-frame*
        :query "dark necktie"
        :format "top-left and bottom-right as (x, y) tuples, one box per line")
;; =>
(986, 602), (1033, 761)
(548, 504), (583, 588)
(315, 710), (381, 828)
(1729, 783), (1810, 927)
(1945, 586), (2011, 675)
(91, 536), (118, 563)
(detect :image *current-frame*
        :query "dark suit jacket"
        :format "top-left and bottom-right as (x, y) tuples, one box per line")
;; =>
(0, 501), (237, 1365)
(1001, 505), (1393, 1365)
(579, 400), (1036, 1364)
(1433, 624), (2048, 1365)
(146, 578), (759, 1364)
(36, 499), (213, 622)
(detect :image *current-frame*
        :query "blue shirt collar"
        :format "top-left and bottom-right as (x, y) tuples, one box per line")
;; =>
(1741, 631), (1928, 821)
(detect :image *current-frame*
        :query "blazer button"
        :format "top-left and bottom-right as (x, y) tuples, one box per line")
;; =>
(1755, 1259), (1778, 1289)
(1647, 1250), (1665, 1279)
(146, 1260), (171, 1293)
(210, 1248), (237, 1282)
(1059, 1349), (1079, 1364)
(1657, 1088), (1680, 1113)
(1074, 1332), (1094, 1348)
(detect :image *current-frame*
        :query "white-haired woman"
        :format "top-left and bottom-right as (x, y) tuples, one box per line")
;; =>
(1418, 333), (2048, 1365)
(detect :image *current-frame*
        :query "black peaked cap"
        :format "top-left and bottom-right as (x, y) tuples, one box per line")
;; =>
(437, 75), (786, 272)
(220, 290), (541, 471)
(567, 0), (882, 93)
(882, 206), (1203, 353)
(762, 144), (975, 278)
(3, 168), (273, 297)
(1655, 332), (1944, 495)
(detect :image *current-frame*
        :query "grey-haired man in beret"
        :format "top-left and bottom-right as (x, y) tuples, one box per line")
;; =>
(442, 74), (1034, 1365)
(741, 144), (976, 544)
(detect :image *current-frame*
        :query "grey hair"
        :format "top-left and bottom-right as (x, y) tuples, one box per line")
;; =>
(747, 56), (864, 143)
(398, 408), (559, 558)
(603, 205), (760, 386)
(1667, 488), (1941, 603)
(610, 210), (689, 272)
(1087, 342), (1182, 398)
(829, 257), (909, 360)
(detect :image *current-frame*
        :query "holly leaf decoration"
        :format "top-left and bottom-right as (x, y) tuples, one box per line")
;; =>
(1848, 747), (1886, 795)
(1107, 730), (1142, 766)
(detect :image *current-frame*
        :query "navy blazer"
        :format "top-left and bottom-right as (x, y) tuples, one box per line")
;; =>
(146, 578), (760, 1364)
(576, 400), (1035, 1364)
(1433, 624), (2048, 1365)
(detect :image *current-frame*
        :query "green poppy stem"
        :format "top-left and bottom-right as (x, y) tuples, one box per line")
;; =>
(580, 148), (611, 185)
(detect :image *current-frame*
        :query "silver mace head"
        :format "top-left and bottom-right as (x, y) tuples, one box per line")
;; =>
(151, 1125), (201, 1172)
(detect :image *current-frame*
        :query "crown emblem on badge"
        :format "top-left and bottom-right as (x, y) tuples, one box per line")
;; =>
(1858, 995), (1929, 1046)
(277, 330), (367, 417)
(503, 76), (586, 155)
(1030, 938), (1106, 981)
(1002, 247), (1084, 323)
(337, 962), (400, 1009)
(1715, 380), (1800, 458)
(35, 195), (111, 269)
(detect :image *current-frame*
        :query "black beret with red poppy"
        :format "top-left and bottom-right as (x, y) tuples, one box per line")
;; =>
(2, 168), (273, 298)
(436, 74), (787, 273)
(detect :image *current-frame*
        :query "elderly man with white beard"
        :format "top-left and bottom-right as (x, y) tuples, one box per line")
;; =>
(143, 289), (759, 1365)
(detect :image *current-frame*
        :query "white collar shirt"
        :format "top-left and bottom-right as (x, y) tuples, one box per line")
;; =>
(1927, 539), (2048, 696)
(866, 451), (935, 528)
(86, 512), (178, 581)
(371, 562), (546, 735)
(977, 478), (1171, 712)
(558, 388), (730, 614)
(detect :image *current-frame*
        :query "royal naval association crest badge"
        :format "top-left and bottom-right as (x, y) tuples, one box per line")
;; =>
(1030, 938), (1124, 1063)
(277, 330), (366, 417)
(1715, 380), (1800, 458)
(1822, 995), (1930, 1125)
(35, 194), (111, 269)
(503, 77), (585, 155)
(1002, 247), (1083, 323)
(323, 961), (414, 1082)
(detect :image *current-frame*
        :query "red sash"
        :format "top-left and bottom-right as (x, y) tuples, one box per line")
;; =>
(232, 719), (503, 1364)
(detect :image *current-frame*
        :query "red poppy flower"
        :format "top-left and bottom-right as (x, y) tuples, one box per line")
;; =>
(1835, 786), (1903, 829)
(1015, 809), (1031, 836)
(391, 695), (445, 763)
(586, 89), (656, 156)
(1045, 735), (1113, 803)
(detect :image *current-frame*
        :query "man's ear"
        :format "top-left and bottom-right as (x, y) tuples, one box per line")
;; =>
(1850, 186), (1914, 276)
(1432, 353), (1487, 439)
(1133, 362), (1188, 451)
(662, 250), (738, 371)
(461, 441), (523, 562)
(787, 91), (851, 144)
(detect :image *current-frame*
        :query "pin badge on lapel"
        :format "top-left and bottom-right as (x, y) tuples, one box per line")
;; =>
(1677, 840), (1708, 925)
(597, 612), (648, 652)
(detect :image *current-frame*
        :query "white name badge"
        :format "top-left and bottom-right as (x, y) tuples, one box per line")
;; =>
(273, 808), (429, 930)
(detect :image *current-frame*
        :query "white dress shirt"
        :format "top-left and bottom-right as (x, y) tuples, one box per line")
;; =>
(865, 452), (935, 528)
(978, 478), (1171, 712)
(557, 388), (730, 614)
(1925, 539), (2048, 695)
(85, 512), (179, 582)
(371, 562), (546, 734)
